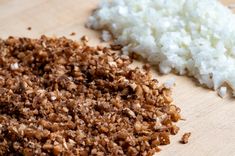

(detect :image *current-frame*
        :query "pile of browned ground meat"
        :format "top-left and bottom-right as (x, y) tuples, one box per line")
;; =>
(0, 36), (181, 156)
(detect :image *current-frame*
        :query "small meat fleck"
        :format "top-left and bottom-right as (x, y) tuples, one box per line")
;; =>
(180, 132), (191, 144)
(70, 32), (76, 36)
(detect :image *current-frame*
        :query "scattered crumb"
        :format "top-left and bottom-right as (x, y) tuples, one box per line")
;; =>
(81, 35), (89, 42)
(97, 45), (104, 51)
(143, 63), (151, 71)
(180, 132), (191, 144)
(27, 27), (31, 31)
(110, 44), (122, 51)
(70, 32), (76, 36)
(180, 118), (187, 121)
(130, 52), (140, 60)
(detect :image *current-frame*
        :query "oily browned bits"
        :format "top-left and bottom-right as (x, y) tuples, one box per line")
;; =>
(170, 125), (180, 135)
(42, 143), (53, 150)
(110, 44), (122, 51)
(70, 32), (76, 36)
(159, 132), (170, 145)
(0, 36), (181, 155)
(130, 52), (140, 59)
(180, 132), (191, 144)
(170, 111), (181, 122)
(53, 145), (63, 155)
(81, 35), (89, 42)
(143, 63), (151, 71)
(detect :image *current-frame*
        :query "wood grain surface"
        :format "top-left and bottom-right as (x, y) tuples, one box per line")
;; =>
(0, 0), (234, 156)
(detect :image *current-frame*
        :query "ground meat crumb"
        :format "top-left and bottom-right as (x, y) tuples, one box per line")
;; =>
(70, 32), (76, 36)
(0, 35), (181, 156)
(143, 63), (151, 71)
(180, 132), (191, 144)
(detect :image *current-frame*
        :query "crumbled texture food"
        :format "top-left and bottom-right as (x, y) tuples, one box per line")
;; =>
(180, 133), (191, 144)
(70, 32), (76, 36)
(143, 64), (151, 71)
(27, 27), (32, 31)
(0, 36), (181, 155)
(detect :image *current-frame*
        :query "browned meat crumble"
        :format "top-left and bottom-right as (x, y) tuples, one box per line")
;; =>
(0, 36), (181, 156)
(180, 133), (191, 144)
(70, 32), (76, 36)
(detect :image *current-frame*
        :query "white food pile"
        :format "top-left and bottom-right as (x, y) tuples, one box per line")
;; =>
(87, 0), (235, 97)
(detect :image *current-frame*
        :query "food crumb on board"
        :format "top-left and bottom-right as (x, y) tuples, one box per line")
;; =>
(27, 27), (31, 30)
(180, 132), (191, 144)
(143, 63), (151, 71)
(70, 32), (76, 36)
(81, 35), (89, 42)
(0, 35), (182, 155)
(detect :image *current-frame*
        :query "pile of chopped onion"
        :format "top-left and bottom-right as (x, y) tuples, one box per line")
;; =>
(88, 0), (235, 97)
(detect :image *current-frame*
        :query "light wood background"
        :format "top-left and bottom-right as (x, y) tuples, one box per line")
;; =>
(0, 0), (234, 156)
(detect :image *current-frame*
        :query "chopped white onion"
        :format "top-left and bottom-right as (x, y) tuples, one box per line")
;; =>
(88, 0), (235, 97)
(10, 63), (19, 70)
(51, 96), (57, 101)
(101, 30), (112, 42)
(164, 78), (176, 89)
(218, 87), (227, 98)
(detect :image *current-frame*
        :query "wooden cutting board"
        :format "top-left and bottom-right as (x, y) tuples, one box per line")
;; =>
(0, 0), (234, 155)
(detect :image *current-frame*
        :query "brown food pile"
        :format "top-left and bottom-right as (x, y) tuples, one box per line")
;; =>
(0, 36), (181, 156)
